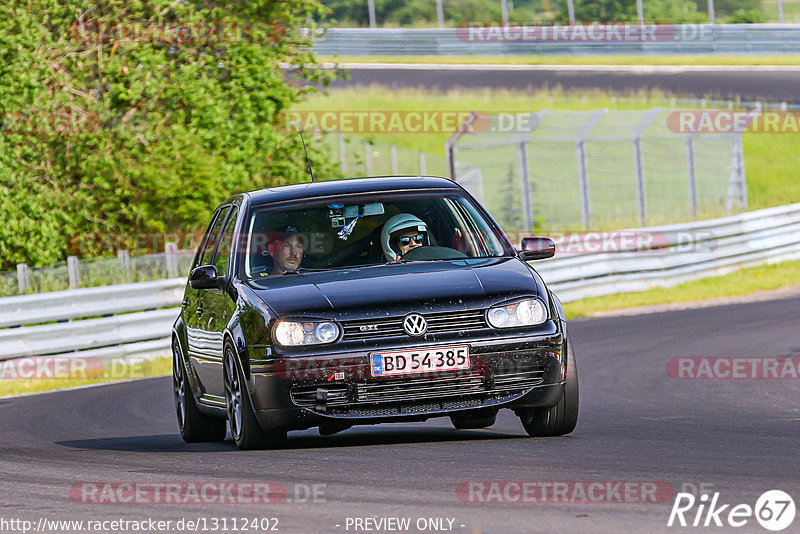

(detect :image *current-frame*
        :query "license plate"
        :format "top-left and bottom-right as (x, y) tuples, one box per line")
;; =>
(370, 345), (470, 376)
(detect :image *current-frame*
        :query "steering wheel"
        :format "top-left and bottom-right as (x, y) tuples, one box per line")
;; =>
(401, 245), (468, 261)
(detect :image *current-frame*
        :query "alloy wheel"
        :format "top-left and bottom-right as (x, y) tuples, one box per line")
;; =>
(224, 350), (243, 440)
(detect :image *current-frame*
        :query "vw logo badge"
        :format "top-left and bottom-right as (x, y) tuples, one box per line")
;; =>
(403, 313), (427, 336)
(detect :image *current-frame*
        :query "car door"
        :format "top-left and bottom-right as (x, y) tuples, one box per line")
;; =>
(197, 203), (240, 398)
(186, 205), (230, 399)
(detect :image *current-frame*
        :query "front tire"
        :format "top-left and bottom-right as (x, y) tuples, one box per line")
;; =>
(223, 343), (286, 450)
(173, 340), (226, 443)
(520, 337), (579, 437)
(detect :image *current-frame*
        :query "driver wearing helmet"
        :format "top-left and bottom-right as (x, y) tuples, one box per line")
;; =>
(381, 214), (429, 262)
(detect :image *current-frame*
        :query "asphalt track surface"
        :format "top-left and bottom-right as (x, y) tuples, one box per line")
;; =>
(3, 295), (800, 533)
(330, 64), (800, 102)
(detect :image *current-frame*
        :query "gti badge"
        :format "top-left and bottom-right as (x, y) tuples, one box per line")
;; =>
(403, 313), (427, 336)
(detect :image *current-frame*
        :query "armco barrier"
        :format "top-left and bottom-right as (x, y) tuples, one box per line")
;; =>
(313, 24), (800, 55)
(1, 202), (800, 364)
(0, 279), (184, 365)
(538, 202), (800, 301)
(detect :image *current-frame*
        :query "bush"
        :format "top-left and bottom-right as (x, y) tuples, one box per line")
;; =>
(0, 0), (339, 269)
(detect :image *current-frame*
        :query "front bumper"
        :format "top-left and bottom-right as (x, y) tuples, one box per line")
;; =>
(249, 328), (565, 431)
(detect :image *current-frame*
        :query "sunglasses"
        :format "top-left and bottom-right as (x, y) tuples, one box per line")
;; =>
(398, 233), (426, 246)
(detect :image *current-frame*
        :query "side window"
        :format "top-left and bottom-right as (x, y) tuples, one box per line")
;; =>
(198, 206), (230, 267)
(212, 207), (238, 277)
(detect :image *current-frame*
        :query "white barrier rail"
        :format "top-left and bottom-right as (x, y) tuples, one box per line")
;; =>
(314, 24), (800, 55)
(538, 202), (800, 301)
(1, 202), (799, 365)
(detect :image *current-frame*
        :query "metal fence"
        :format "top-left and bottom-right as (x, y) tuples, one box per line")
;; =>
(314, 24), (800, 55)
(315, 132), (449, 177)
(448, 108), (747, 232)
(4, 246), (195, 297)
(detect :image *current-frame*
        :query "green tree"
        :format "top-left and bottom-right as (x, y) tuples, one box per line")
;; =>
(556, 0), (705, 22)
(0, 0), (339, 268)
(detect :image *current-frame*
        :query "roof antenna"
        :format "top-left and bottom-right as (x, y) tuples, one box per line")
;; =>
(299, 130), (316, 182)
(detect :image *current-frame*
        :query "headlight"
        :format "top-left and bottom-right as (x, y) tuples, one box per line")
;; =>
(487, 299), (547, 328)
(273, 320), (340, 346)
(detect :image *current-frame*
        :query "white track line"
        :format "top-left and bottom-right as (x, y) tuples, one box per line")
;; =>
(319, 62), (800, 73)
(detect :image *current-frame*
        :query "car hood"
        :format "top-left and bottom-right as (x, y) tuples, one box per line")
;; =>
(247, 257), (538, 318)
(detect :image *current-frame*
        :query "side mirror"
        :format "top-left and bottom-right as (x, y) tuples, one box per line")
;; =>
(190, 265), (221, 290)
(518, 237), (556, 261)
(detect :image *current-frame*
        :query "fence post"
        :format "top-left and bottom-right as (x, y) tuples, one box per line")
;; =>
(686, 135), (698, 219)
(118, 250), (131, 282)
(632, 108), (661, 227)
(633, 137), (647, 227)
(574, 109), (607, 230)
(367, 0), (376, 28)
(67, 256), (81, 289)
(165, 242), (179, 278)
(576, 140), (591, 229)
(338, 133), (347, 174)
(727, 135), (747, 212)
(517, 141), (534, 232)
(390, 144), (399, 175)
(418, 151), (426, 175)
(364, 139), (372, 175)
(17, 263), (29, 295)
(737, 135), (748, 210)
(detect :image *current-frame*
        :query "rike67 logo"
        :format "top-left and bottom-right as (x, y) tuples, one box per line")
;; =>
(668, 490), (796, 531)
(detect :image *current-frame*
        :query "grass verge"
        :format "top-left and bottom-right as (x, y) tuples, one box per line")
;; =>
(0, 356), (172, 397)
(322, 54), (800, 66)
(562, 259), (800, 318)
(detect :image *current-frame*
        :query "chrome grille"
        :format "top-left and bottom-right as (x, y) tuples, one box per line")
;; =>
(341, 309), (486, 340)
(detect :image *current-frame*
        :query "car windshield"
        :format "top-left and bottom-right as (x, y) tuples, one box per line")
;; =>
(242, 190), (513, 278)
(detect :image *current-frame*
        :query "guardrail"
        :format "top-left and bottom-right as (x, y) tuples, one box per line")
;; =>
(314, 24), (800, 55)
(538, 202), (800, 301)
(0, 279), (184, 364)
(1, 202), (799, 366)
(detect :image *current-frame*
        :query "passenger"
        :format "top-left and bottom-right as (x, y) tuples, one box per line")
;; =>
(267, 225), (305, 275)
(380, 214), (429, 262)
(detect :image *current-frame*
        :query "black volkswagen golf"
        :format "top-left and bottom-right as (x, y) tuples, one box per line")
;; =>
(173, 176), (578, 449)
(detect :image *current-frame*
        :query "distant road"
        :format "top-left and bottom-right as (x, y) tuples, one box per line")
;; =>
(328, 63), (800, 102)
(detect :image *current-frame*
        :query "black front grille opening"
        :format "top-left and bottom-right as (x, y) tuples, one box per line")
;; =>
(290, 362), (547, 413)
(493, 365), (546, 389)
(291, 384), (349, 407)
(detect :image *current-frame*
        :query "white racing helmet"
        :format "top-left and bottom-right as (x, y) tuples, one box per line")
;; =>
(381, 214), (428, 262)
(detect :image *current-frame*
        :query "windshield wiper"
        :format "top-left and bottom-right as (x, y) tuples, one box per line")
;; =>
(281, 267), (327, 275)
